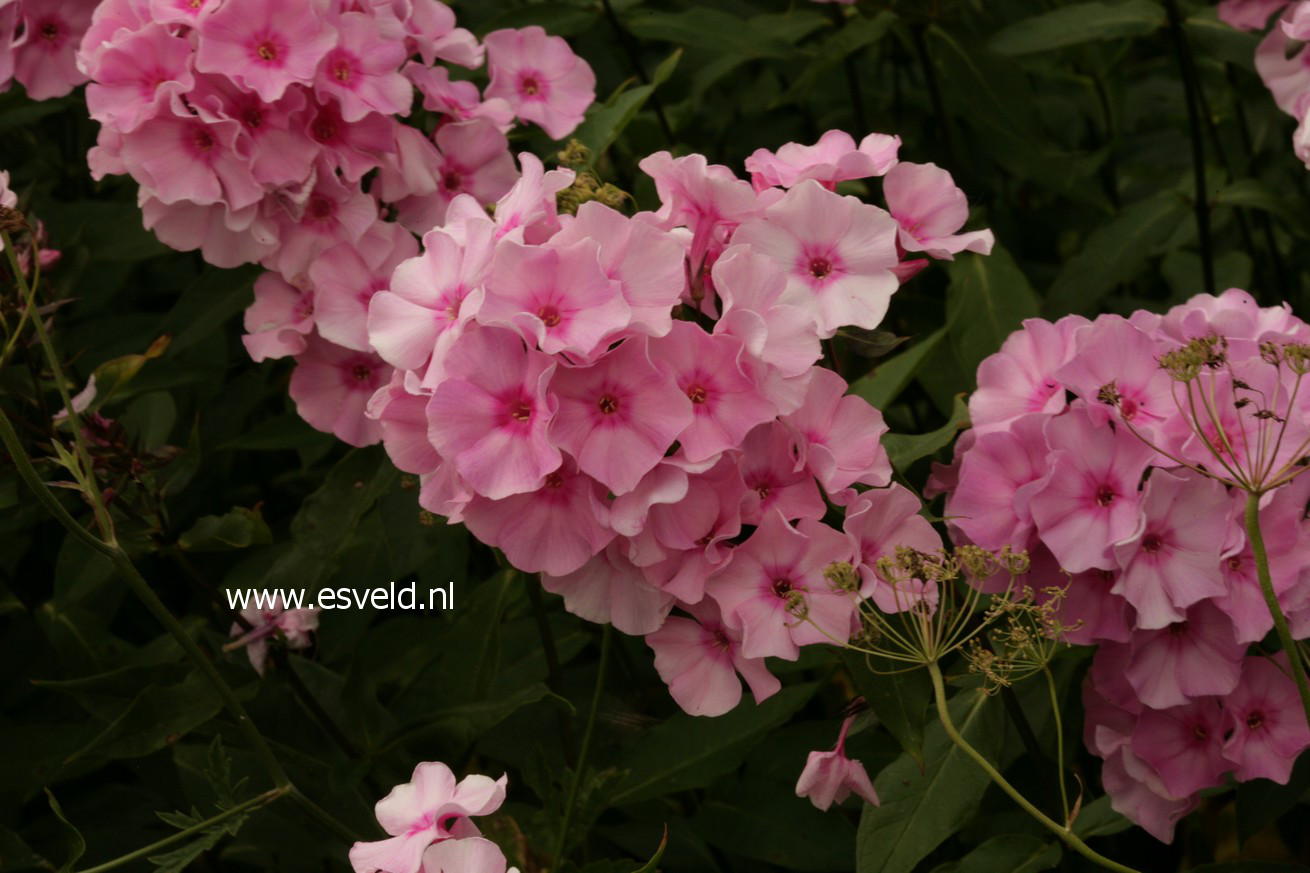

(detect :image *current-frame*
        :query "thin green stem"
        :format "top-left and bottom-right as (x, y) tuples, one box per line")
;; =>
(1163, 0), (1214, 297)
(1043, 665), (1071, 826)
(1244, 492), (1310, 729)
(75, 787), (288, 873)
(527, 578), (577, 766)
(926, 663), (1141, 873)
(553, 624), (611, 865)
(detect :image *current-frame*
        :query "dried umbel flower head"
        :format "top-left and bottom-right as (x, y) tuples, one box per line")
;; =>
(966, 585), (1076, 693)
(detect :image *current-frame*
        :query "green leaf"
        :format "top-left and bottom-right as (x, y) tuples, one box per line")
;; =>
(691, 794), (855, 871)
(1072, 794), (1134, 839)
(0, 826), (50, 872)
(1214, 178), (1310, 236)
(382, 682), (561, 754)
(630, 826), (668, 873)
(1045, 190), (1191, 315)
(65, 668), (224, 763)
(1236, 752), (1310, 843)
(613, 683), (816, 805)
(856, 687), (1005, 873)
(840, 651), (930, 767)
(850, 328), (947, 410)
(883, 395), (970, 472)
(990, 1), (1166, 56)
(932, 835), (1060, 873)
(43, 790), (85, 873)
(945, 245), (1040, 382)
(178, 507), (272, 552)
(774, 11), (897, 106)
(576, 50), (680, 157)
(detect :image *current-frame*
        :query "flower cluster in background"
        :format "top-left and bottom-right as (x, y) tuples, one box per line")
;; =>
(935, 289), (1310, 841)
(0, 0), (95, 100)
(74, 0), (595, 412)
(1222, 0), (1310, 166)
(342, 129), (992, 720)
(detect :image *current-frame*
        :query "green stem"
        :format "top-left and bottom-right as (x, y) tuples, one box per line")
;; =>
(527, 578), (577, 766)
(1244, 492), (1310, 729)
(75, 787), (288, 873)
(552, 624), (611, 865)
(1163, 0), (1214, 296)
(1, 229), (113, 541)
(927, 663), (1141, 873)
(1043, 665), (1071, 826)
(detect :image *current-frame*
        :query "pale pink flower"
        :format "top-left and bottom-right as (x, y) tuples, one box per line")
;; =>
(228, 596), (319, 675)
(1099, 746), (1197, 844)
(84, 22), (194, 134)
(119, 111), (263, 211)
(647, 322), (775, 463)
(12, 0), (92, 100)
(389, 118), (517, 232)
(315, 11), (411, 122)
(369, 374), (441, 475)
(845, 484), (943, 613)
(242, 272), (315, 362)
(392, 0), (482, 69)
(195, 0), (337, 103)
(969, 315), (1087, 435)
(140, 197), (278, 269)
(1028, 408), (1154, 573)
(264, 167), (380, 281)
(712, 245), (824, 378)
(1056, 315), (1174, 435)
(426, 327), (560, 500)
(883, 161), (993, 259)
(548, 336), (693, 495)
(482, 26), (595, 139)
(1109, 469), (1234, 629)
(638, 151), (758, 275)
(191, 74), (318, 188)
(782, 367), (891, 497)
(745, 130), (900, 192)
(473, 152), (573, 244)
(795, 716), (880, 811)
(480, 238), (628, 358)
(737, 421), (826, 526)
(645, 598), (780, 717)
(289, 334), (389, 447)
(348, 762), (507, 873)
(312, 224), (418, 352)
(1220, 0), (1288, 29)
(542, 542), (674, 635)
(732, 180), (901, 337)
(407, 63), (513, 129)
(1132, 699), (1230, 799)
(304, 96), (395, 183)
(421, 837), (514, 873)
(1122, 601), (1244, 710)
(550, 201), (687, 338)
(1222, 655), (1310, 783)
(149, 0), (219, 26)
(706, 509), (856, 660)
(461, 459), (613, 577)
(946, 412), (1050, 552)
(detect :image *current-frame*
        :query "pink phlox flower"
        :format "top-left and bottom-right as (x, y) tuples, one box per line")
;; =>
(312, 221), (418, 352)
(194, 0), (338, 103)
(637, 150), (758, 279)
(744, 129), (901, 192)
(712, 244), (823, 378)
(289, 333), (389, 446)
(782, 366), (891, 497)
(1222, 654), (1310, 783)
(1056, 314), (1175, 436)
(845, 483), (943, 613)
(314, 11), (411, 123)
(737, 421), (826, 526)
(946, 412), (1050, 552)
(1132, 698), (1230, 798)
(882, 161), (994, 260)
(969, 315), (1088, 435)
(1121, 600), (1244, 710)
(242, 271), (316, 362)
(228, 595), (320, 675)
(13, 0), (93, 100)
(795, 715), (880, 811)
(541, 541), (675, 635)
(84, 22), (194, 134)
(482, 25), (595, 139)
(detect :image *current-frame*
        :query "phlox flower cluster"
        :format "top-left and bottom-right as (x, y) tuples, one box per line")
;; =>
(0, 0), (95, 100)
(349, 761), (516, 873)
(935, 288), (1310, 841)
(1222, 0), (1310, 167)
(74, 0), (596, 420)
(337, 129), (992, 720)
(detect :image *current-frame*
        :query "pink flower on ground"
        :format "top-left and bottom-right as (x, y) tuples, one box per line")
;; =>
(228, 596), (319, 675)
(1122, 601), (1244, 709)
(732, 180), (902, 337)
(542, 543), (674, 635)
(783, 367), (891, 497)
(1109, 469), (1234, 629)
(461, 459), (614, 577)
(1132, 699), (1230, 799)
(745, 129), (901, 191)
(348, 762), (507, 873)
(1027, 408), (1154, 573)
(12, 0), (92, 100)
(482, 26), (595, 139)
(315, 12), (411, 122)
(845, 484), (944, 613)
(883, 161), (994, 259)
(480, 238), (628, 358)
(1222, 655), (1310, 783)
(548, 336), (692, 495)
(195, 0), (338, 103)
(795, 715), (880, 811)
(242, 272), (316, 362)
(968, 315), (1087, 435)
(426, 327), (560, 500)
(289, 334), (388, 446)
(645, 598), (780, 717)
(647, 322), (776, 463)
(706, 509), (856, 660)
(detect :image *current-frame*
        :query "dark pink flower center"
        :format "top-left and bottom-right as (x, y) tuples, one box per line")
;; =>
(192, 128), (216, 152)
(687, 384), (708, 404)
(1169, 621), (1190, 637)
(510, 400), (533, 422)
(307, 196), (335, 222)
(332, 57), (353, 83)
(772, 577), (795, 597)
(520, 74), (542, 96)
(350, 363), (372, 382)
(1193, 722), (1208, 740)
(40, 20), (60, 41)
(441, 170), (462, 192)
(1141, 532), (1164, 554)
(711, 628), (732, 651)
(755, 483), (771, 500)
(1094, 484), (1116, 507)
(537, 305), (561, 327)
(597, 394), (620, 415)
(809, 258), (833, 279)
(256, 41), (277, 61)
(1227, 556), (1242, 572)
(1120, 396), (1140, 420)
(544, 471), (564, 489)
(1247, 710), (1265, 730)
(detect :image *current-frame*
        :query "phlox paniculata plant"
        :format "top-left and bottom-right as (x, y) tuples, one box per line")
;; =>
(936, 289), (1310, 841)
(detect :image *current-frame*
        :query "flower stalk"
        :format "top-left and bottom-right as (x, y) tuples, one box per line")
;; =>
(1244, 492), (1310, 728)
